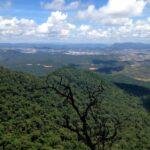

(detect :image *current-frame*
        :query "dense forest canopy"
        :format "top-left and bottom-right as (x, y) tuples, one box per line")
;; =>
(0, 67), (150, 149)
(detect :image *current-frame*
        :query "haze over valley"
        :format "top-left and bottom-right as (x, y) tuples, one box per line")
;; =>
(0, 43), (149, 82)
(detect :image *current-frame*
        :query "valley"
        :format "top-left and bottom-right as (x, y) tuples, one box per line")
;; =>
(0, 0), (150, 149)
(0, 43), (150, 150)
(0, 43), (149, 82)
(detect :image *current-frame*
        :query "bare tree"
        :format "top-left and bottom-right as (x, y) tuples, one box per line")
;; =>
(46, 75), (120, 150)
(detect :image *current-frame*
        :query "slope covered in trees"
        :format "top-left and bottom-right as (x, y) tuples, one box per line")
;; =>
(0, 67), (149, 149)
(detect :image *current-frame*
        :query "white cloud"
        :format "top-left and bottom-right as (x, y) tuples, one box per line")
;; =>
(0, 11), (76, 42)
(77, 0), (149, 25)
(76, 17), (150, 42)
(41, 0), (64, 10)
(66, 1), (79, 10)
(0, 13), (150, 43)
(0, 16), (36, 36)
(99, 0), (146, 17)
(79, 25), (91, 32)
(78, 24), (110, 40)
(100, 17), (133, 26)
(110, 18), (150, 40)
(78, 6), (132, 25)
(78, 5), (96, 19)
(0, 8), (149, 43)
(41, 0), (79, 11)
(37, 11), (75, 38)
(133, 19), (150, 37)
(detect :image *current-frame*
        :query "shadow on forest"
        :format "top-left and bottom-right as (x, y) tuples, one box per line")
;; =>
(115, 83), (150, 111)
(96, 66), (124, 74)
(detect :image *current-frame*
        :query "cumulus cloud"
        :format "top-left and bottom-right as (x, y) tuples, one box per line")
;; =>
(0, 11), (76, 42)
(77, 0), (149, 25)
(37, 11), (76, 38)
(0, 8), (149, 43)
(0, 13), (150, 43)
(79, 25), (91, 32)
(0, 16), (36, 36)
(99, 17), (133, 26)
(99, 0), (146, 17)
(41, 0), (80, 11)
(76, 17), (150, 42)
(78, 24), (110, 41)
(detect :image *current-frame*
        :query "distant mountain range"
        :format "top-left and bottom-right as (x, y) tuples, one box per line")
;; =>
(111, 43), (150, 50)
(0, 42), (150, 50)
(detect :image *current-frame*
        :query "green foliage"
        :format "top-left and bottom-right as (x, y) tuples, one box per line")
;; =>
(0, 67), (150, 149)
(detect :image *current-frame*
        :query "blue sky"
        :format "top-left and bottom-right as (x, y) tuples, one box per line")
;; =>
(0, 0), (150, 43)
(1, 0), (106, 23)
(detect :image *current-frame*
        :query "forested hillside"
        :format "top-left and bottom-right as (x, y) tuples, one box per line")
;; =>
(0, 67), (150, 150)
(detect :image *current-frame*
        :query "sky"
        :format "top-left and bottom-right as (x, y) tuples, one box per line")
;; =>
(0, 0), (150, 43)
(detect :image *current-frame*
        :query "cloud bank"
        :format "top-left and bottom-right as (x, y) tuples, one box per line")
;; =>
(0, 0), (150, 43)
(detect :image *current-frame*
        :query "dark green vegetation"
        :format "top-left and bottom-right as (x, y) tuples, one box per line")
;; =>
(0, 67), (150, 149)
